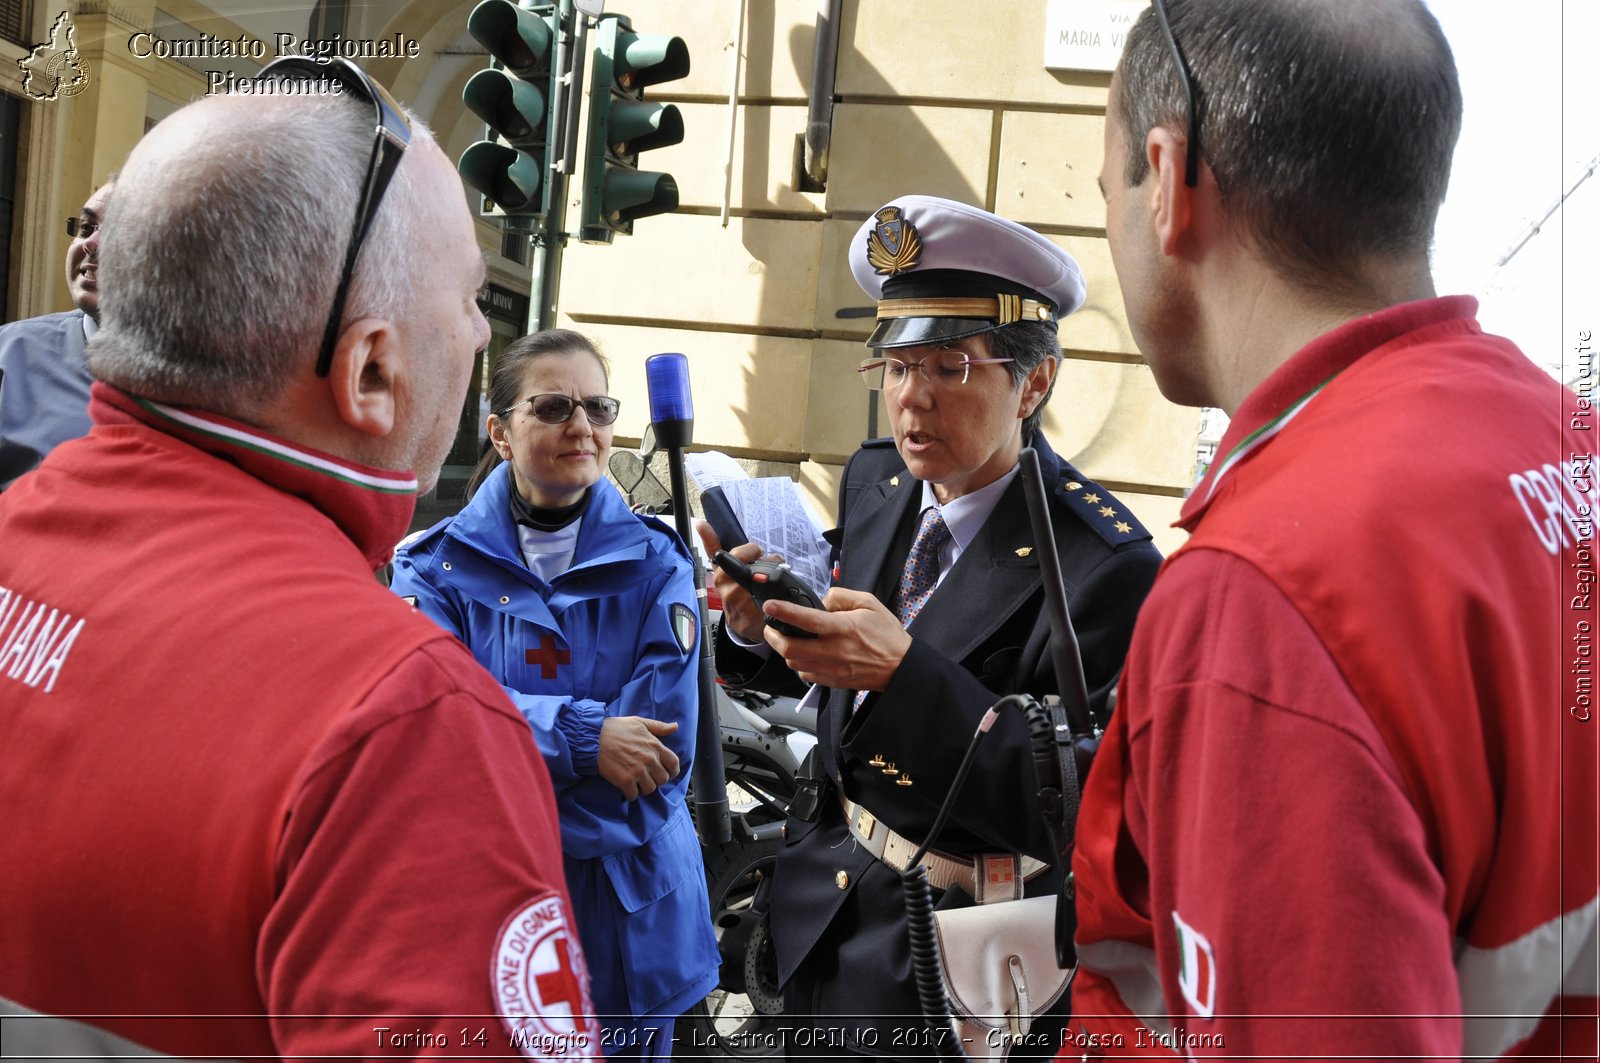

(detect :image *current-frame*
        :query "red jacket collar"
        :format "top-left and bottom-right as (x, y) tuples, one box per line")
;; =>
(91, 382), (418, 570)
(1181, 296), (1482, 530)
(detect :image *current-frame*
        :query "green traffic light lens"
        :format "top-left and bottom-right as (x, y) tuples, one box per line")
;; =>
(614, 31), (691, 89)
(466, 0), (553, 77)
(458, 140), (541, 214)
(462, 69), (546, 148)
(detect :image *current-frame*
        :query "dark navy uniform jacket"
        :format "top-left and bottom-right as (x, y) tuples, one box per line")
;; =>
(715, 433), (1161, 1051)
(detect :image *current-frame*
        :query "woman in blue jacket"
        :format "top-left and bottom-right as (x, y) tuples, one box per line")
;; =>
(391, 329), (717, 1059)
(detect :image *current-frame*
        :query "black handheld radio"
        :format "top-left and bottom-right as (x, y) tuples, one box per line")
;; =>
(711, 550), (825, 638)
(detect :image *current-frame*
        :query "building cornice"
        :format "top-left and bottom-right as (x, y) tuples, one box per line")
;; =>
(72, 1), (146, 32)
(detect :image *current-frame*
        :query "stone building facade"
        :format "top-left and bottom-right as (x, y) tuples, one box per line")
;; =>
(2, 0), (1197, 550)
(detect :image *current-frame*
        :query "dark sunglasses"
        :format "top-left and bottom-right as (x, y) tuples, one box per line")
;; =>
(1151, 0), (1201, 188)
(65, 217), (101, 239)
(255, 55), (412, 377)
(502, 394), (622, 427)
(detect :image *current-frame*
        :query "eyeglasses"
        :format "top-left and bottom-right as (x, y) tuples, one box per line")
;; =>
(502, 394), (622, 426)
(65, 217), (100, 239)
(256, 55), (412, 377)
(1151, 0), (1200, 188)
(857, 353), (1015, 391)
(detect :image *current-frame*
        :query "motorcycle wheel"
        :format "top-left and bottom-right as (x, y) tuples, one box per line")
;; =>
(675, 835), (785, 1059)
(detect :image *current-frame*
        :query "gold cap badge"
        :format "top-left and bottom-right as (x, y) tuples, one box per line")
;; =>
(865, 206), (923, 276)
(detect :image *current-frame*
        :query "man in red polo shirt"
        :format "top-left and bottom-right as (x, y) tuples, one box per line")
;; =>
(1067, 0), (1598, 1058)
(0, 64), (597, 1060)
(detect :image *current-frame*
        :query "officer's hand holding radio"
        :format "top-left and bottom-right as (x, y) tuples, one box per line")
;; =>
(698, 521), (909, 692)
(763, 588), (911, 694)
(712, 550), (825, 638)
(695, 524), (771, 644)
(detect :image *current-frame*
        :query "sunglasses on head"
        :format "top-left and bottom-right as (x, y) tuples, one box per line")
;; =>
(502, 394), (622, 427)
(254, 55), (412, 377)
(1151, 0), (1201, 188)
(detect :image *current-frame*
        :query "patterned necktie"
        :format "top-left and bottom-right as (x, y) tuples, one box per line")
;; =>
(895, 506), (951, 626)
(855, 506), (950, 710)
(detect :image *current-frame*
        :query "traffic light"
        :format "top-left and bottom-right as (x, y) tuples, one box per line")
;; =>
(579, 15), (689, 242)
(458, 0), (557, 232)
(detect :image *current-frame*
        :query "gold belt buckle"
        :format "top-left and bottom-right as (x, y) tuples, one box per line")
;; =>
(854, 805), (877, 842)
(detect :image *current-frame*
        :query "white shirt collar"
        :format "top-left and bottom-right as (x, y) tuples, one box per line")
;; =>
(919, 463), (1020, 556)
(516, 517), (583, 585)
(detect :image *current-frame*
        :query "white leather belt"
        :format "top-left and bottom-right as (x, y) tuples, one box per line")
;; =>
(841, 795), (1049, 903)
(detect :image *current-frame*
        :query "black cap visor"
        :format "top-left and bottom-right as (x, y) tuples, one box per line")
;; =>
(866, 315), (1003, 350)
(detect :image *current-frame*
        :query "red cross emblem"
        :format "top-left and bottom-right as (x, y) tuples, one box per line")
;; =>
(494, 892), (596, 1048)
(533, 936), (585, 1017)
(525, 634), (570, 679)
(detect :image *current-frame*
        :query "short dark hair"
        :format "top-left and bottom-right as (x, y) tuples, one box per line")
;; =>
(1116, 0), (1462, 290)
(984, 322), (1059, 441)
(466, 329), (610, 499)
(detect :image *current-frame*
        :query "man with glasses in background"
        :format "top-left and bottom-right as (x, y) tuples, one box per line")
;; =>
(0, 61), (600, 1059)
(1065, 0), (1598, 1058)
(701, 194), (1161, 1058)
(0, 179), (113, 490)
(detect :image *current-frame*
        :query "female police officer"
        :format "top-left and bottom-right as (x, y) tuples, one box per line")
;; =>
(704, 196), (1162, 1059)
(392, 329), (718, 1059)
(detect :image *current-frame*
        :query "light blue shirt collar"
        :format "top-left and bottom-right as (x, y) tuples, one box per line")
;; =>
(919, 463), (1020, 582)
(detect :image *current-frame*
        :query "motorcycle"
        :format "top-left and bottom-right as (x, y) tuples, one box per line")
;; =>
(608, 445), (819, 1059)
(683, 684), (816, 1058)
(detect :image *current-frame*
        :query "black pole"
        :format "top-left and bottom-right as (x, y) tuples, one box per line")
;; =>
(646, 352), (731, 847)
(1019, 447), (1094, 736)
(661, 446), (732, 845)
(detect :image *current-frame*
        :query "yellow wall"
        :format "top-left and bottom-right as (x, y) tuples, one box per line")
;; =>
(553, 0), (1196, 550)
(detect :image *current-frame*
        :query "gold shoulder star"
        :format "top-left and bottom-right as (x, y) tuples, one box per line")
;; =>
(1083, 492), (1101, 504)
(1114, 521), (1132, 534)
(1099, 506), (1116, 518)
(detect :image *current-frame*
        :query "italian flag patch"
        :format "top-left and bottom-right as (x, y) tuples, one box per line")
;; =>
(670, 602), (697, 655)
(1172, 910), (1217, 1019)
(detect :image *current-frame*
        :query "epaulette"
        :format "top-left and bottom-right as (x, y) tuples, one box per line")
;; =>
(845, 438), (911, 493)
(1054, 468), (1154, 547)
(838, 438), (910, 531)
